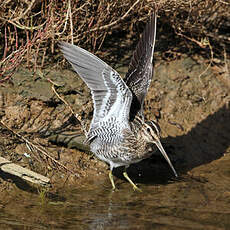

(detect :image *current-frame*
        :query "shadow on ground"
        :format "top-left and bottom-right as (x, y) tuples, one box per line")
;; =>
(113, 104), (230, 184)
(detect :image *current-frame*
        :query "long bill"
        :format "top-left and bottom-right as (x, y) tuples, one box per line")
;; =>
(155, 140), (178, 177)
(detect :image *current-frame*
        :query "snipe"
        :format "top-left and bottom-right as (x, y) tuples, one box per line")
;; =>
(59, 10), (177, 191)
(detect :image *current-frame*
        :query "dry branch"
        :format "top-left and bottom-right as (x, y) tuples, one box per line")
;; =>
(0, 0), (229, 83)
(0, 156), (50, 186)
(0, 121), (78, 176)
(47, 78), (87, 136)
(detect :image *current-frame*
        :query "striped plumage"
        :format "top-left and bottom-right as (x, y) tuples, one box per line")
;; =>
(59, 10), (177, 191)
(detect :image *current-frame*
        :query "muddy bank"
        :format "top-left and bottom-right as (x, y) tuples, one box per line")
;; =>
(0, 54), (229, 190)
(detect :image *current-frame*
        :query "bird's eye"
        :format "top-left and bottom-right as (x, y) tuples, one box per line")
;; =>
(147, 127), (151, 133)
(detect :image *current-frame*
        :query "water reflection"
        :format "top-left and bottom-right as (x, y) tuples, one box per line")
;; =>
(1, 169), (230, 230)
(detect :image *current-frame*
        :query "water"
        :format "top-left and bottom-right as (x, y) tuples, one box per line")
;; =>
(1, 155), (230, 230)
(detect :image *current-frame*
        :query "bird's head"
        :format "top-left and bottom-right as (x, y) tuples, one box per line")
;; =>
(141, 120), (178, 177)
(141, 120), (161, 143)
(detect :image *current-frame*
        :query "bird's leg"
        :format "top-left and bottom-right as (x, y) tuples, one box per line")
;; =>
(109, 170), (116, 190)
(123, 168), (142, 192)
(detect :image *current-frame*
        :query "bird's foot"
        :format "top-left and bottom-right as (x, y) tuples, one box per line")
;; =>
(123, 171), (142, 192)
(109, 170), (117, 190)
(132, 184), (142, 192)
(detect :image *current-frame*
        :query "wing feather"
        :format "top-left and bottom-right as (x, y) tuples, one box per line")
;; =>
(124, 11), (157, 120)
(59, 42), (132, 131)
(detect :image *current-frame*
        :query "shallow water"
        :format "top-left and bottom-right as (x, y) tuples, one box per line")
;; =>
(1, 154), (230, 230)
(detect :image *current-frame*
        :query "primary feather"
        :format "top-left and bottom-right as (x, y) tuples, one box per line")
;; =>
(124, 13), (157, 120)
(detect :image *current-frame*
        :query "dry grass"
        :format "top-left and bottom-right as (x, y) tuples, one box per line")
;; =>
(0, 0), (229, 82)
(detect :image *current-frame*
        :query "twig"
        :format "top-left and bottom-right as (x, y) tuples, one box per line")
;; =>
(15, 25), (18, 50)
(68, 0), (74, 44)
(98, 31), (107, 50)
(198, 38), (214, 85)
(175, 31), (214, 86)
(11, 0), (36, 22)
(51, 4), (55, 54)
(5, 18), (47, 31)
(3, 26), (8, 60)
(88, 0), (141, 32)
(223, 47), (229, 77)
(176, 31), (207, 49)
(0, 18), (51, 82)
(47, 78), (87, 136)
(0, 120), (78, 176)
(217, 0), (229, 5)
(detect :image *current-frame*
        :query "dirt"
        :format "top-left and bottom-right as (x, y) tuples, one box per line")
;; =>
(1, 53), (230, 187)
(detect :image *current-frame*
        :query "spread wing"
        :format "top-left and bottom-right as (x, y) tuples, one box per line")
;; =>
(59, 42), (132, 137)
(124, 12), (157, 120)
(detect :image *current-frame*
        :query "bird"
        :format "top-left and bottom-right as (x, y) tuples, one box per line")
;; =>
(59, 10), (177, 191)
